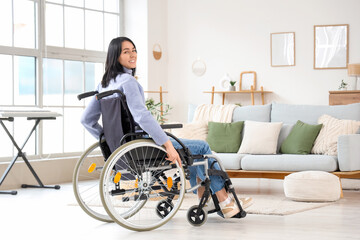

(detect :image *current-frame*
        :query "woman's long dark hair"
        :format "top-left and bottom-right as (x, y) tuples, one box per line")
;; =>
(101, 37), (136, 88)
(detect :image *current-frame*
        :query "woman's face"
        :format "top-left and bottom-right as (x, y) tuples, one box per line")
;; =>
(118, 41), (137, 69)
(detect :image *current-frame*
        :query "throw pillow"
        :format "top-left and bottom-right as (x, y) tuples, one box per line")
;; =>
(280, 120), (322, 154)
(276, 124), (295, 153)
(238, 121), (283, 154)
(206, 121), (244, 153)
(312, 115), (360, 155)
(171, 121), (208, 141)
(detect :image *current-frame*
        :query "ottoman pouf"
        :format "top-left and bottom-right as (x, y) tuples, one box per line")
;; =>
(284, 171), (341, 202)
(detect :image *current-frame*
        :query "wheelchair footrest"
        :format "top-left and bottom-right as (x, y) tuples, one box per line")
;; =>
(216, 210), (247, 219)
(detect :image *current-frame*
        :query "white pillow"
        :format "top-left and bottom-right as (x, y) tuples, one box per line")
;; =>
(238, 121), (283, 154)
(171, 121), (208, 141)
(312, 115), (360, 155)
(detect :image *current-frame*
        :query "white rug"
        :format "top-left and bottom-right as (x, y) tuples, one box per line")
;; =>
(70, 192), (335, 216)
(178, 193), (335, 216)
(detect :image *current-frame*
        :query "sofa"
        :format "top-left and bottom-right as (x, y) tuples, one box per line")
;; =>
(187, 102), (360, 179)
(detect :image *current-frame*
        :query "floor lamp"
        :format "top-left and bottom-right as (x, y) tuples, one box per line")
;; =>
(348, 63), (360, 90)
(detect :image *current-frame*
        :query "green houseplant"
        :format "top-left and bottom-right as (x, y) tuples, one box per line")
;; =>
(145, 98), (172, 124)
(229, 81), (237, 91)
(338, 80), (348, 90)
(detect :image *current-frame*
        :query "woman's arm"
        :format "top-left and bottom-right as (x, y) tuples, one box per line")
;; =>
(123, 80), (169, 145)
(123, 80), (181, 166)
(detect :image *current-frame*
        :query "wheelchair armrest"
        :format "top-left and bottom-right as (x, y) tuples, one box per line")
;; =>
(160, 124), (183, 129)
(77, 91), (98, 100)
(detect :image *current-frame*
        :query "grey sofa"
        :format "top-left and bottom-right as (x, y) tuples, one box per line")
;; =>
(188, 102), (360, 179)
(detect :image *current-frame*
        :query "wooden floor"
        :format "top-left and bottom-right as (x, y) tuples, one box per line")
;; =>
(1, 178), (359, 240)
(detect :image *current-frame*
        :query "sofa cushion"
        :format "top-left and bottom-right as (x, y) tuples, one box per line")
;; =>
(213, 153), (246, 170)
(238, 121), (282, 154)
(232, 104), (271, 122)
(271, 102), (360, 125)
(241, 154), (338, 172)
(207, 121), (244, 153)
(280, 120), (322, 154)
(312, 115), (360, 156)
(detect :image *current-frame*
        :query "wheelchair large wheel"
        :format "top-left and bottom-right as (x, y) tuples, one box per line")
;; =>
(73, 141), (113, 222)
(99, 139), (186, 231)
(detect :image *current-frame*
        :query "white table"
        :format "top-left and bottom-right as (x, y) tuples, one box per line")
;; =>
(0, 108), (62, 195)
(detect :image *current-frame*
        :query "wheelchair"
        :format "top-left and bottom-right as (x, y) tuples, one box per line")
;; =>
(73, 90), (246, 231)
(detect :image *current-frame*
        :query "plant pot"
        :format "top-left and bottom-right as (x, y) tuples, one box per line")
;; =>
(229, 86), (236, 91)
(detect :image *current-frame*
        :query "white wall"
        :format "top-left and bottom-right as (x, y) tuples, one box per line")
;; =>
(164, 0), (360, 122)
(147, 0), (168, 102)
(123, 0), (148, 90)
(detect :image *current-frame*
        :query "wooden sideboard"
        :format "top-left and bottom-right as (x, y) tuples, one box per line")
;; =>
(329, 90), (360, 105)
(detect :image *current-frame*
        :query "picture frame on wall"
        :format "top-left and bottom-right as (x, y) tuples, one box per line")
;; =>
(314, 24), (349, 69)
(270, 32), (295, 67)
(239, 71), (257, 90)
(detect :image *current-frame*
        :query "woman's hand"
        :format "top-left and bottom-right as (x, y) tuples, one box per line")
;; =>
(163, 140), (182, 167)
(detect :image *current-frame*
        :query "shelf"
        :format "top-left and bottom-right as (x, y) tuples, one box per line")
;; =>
(204, 86), (272, 105)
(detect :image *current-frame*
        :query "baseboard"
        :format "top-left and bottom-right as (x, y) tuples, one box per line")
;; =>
(0, 157), (78, 190)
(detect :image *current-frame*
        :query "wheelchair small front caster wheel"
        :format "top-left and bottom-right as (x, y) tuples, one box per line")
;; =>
(187, 205), (208, 227)
(156, 200), (174, 218)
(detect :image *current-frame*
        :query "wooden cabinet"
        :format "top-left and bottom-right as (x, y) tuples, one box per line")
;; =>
(329, 90), (360, 105)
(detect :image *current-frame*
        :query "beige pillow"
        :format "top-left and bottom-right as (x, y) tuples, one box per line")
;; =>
(238, 121), (283, 154)
(171, 121), (208, 141)
(312, 115), (360, 156)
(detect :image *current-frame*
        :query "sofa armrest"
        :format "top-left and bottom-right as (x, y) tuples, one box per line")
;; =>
(337, 134), (360, 171)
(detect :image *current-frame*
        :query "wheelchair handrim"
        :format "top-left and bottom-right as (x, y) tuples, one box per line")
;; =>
(100, 139), (186, 231)
(73, 141), (113, 222)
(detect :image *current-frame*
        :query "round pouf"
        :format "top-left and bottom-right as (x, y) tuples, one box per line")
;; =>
(284, 171), (341, 202)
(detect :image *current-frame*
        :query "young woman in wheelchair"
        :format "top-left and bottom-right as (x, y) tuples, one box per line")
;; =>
(80, 37), (252, 221)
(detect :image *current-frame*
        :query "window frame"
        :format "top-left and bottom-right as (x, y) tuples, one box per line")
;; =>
(0, 0), (122, 162)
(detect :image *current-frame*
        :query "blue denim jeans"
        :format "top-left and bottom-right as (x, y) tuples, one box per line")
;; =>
(170, 138), (225, 194)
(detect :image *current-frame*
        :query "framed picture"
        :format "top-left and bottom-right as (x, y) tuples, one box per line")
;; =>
(239, 71), (257, 90)
(271, 32), (295, 67)
(314, 24), (349, 69)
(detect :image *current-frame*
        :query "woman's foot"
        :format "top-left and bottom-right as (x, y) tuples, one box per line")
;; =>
(239, 197), (253, 209)
(200, 197), (215, 212)
(220, 197), (239, 218)
(220, 197), (253, 218)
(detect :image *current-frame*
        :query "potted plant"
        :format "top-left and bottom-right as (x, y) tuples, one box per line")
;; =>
(338, 80), (348, 90)
(145, 98), (172, 124)
(229, 81), (237, 91)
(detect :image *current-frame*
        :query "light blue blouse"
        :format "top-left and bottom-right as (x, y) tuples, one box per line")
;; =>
(80, 68), (169, 146)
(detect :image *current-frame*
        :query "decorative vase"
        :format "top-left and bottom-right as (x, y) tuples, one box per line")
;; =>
(229, 86), (236, 91)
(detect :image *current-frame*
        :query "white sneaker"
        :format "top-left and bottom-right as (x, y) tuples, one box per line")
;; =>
(239, 197), (253, 209)
(220, 198), (240, 218)
(200, 197), (215, 212)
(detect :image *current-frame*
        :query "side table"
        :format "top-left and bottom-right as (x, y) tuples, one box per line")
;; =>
(329, 90), (360, 105)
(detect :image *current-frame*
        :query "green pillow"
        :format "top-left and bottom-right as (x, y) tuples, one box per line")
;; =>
(206, 121), (244, 153)
(280, 120), (323, 154)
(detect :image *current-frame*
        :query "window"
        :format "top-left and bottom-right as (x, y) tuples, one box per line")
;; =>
(0, 0), (121, 161)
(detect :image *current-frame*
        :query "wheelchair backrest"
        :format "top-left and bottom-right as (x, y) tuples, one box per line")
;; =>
(100, 93), (136, 152)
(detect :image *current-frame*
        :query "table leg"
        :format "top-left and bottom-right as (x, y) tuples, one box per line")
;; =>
(0, 119), (60, 195)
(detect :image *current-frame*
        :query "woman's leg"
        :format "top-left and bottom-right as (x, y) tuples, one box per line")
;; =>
(170, 138), (242, 218)
(170, 139), (226, 194)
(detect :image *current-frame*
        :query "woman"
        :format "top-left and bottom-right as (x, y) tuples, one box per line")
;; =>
(81, 37), (251, 218)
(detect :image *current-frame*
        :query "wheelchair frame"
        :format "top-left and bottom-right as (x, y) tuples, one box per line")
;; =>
(73, 90), (246, 231)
